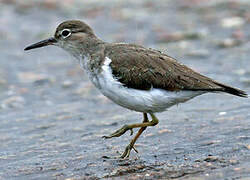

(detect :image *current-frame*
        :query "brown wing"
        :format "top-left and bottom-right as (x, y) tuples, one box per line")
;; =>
(104, 43), (247, 97)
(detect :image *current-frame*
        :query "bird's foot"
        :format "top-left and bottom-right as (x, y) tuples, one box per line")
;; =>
(120, 143), (138, 158)
(103, 125), (133, 139)
(102, 144), (138, 159)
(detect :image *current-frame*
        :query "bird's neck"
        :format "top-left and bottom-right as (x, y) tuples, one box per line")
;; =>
(66, 36), (103, 57)
(71, 38), (106, 73)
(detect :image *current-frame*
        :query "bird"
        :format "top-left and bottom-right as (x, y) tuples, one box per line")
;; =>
(24, 20), (248, 158)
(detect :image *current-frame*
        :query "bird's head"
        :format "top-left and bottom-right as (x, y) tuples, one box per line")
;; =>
(24, 20), (99, 56)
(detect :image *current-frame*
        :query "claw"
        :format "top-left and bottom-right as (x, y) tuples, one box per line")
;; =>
(120, 145), (131, 158)
(102, 125), (133, 139)
(130, 129), (133, 136)
(132, 146), (138, 153)
(102, 135), (111, 139)
(120, 143), (139, 158)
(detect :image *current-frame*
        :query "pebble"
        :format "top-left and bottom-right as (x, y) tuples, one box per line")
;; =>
(217, 38), (242, 48)
(158, 129), (171, 134)
(62, 80), (74, 88)
(204, 155), (220, 162)
(186, 49), (210, 58)
(33, 79), (51, 86)
(201, 140), (221, 146)
(229, 159), (238, 165)
(18, 72), (53, 84)
(1, 96), (25, 109)
(240, 77), (250, 86)
(233, 69), (246, 75)
(221, 17), (245, 28)
(244, 144), (250, 150)
(56, 115), (74, 121)
(234, 167), (241, 171)
(156, 31), (202, 43)
(232, 29), (244, 40)
(219, 112), (227, 116)
(74, 82), (93, 96)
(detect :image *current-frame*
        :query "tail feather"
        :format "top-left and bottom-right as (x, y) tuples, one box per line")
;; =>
(215, 82), (248, 98)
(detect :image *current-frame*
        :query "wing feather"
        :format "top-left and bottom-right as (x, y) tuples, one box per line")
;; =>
(104, 43), (247, 97)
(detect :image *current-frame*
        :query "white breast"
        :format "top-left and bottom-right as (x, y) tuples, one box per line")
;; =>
(88, 57), (204, 113)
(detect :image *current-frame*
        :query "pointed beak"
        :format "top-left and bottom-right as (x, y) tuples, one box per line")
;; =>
(24, 37), (57, 51)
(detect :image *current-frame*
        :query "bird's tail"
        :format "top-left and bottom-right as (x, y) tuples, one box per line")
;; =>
(214, 82), (248, 98)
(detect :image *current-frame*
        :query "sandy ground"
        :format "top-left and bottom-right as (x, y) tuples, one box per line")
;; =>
(0, 0), (250, 179)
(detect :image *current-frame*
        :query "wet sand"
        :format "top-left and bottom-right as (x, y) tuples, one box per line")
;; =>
(0, 0), (249, 179)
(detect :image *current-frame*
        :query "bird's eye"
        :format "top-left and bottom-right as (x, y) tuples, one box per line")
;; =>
(61, 29), (71, 38)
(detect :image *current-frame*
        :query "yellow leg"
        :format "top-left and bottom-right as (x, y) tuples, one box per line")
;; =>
(103, 113), (158, 139)
(103, 113), (159, 158)
(120, 113), (149, 158)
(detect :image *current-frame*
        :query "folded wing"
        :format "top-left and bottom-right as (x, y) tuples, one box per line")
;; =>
(105, 44), (247, 98)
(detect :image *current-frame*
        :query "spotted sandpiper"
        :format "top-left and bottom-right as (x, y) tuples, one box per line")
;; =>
(25, 20), (248, 158)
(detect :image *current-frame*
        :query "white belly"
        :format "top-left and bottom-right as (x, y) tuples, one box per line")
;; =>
(88, 57), (204, 113)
